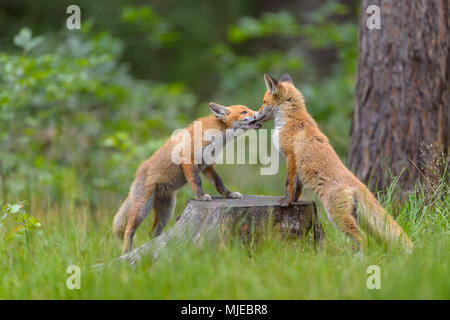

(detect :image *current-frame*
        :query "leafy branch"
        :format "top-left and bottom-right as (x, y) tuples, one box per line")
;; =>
(0, 201), (42, 246)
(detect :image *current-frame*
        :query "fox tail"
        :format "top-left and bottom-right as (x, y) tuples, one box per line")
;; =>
(355, 191), (413, 253)
(112, 197), (130, 238)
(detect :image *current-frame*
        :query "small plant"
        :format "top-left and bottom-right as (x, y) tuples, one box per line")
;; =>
(0, 201), (42, 246)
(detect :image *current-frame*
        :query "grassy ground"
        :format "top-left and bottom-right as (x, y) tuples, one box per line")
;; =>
(0, 164), (448, 299)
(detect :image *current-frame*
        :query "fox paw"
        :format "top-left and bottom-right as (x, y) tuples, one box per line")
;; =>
(201, 194), (212, 201)
(227, 191), (243, 199)
(278, 197), (292, 207)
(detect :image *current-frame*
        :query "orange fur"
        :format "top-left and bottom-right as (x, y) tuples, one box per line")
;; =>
(258, 74), (413, 252)
(113, 103), (260, 253)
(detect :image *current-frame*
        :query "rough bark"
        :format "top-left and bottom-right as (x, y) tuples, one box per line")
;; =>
(93, 196), (323, 268)
(348, 0), (450, 193)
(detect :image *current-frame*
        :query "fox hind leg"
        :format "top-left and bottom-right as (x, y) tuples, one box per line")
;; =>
(326, 196), (368, 250)
(151, 193), (176, 238)
(334, 212), (368, 250)
(122, 182), (155, 253)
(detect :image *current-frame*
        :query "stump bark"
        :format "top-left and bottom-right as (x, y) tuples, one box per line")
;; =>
(93, 195), (323, 268)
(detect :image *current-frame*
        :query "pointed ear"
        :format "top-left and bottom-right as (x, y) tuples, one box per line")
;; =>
(279, 74), (293, 84)
(209, 102), (230, 120)
(264, 74), (279, 94)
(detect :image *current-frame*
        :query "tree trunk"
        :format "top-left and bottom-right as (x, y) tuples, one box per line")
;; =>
(348, 0), (450, 193)
(93, 196), (323, 268)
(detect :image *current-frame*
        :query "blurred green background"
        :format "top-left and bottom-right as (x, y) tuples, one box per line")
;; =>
(0, 0), (359, 210)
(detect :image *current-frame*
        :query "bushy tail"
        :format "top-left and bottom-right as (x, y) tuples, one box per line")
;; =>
(112, 197), (130, 238)
(355, 191), (413, 253)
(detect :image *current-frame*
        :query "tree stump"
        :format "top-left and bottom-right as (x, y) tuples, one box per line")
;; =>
(93, 195), (323, 268)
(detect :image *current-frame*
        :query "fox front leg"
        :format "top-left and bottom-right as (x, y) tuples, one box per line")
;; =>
(278, 152), (297, 207)
(203, 166), (243, 199)
(294, 174), (304, 201)
(182, 163), (211, 201)
(256, 104), (274, 122)
(246, 104), (274, 126)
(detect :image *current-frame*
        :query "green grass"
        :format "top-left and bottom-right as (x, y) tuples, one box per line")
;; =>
(0, 166), (448, 299)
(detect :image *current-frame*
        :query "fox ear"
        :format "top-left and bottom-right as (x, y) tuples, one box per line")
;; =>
(264, 74), (279, 94)
(209, 102), (230, 120)
(279, 74), (293, 84)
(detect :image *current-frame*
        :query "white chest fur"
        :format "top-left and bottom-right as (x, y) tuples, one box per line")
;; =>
(272, 107), (285, 154)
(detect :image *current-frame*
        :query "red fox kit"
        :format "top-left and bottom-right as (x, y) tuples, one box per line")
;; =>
(254, 74), (413, 252)
(113, 103), (261, 253)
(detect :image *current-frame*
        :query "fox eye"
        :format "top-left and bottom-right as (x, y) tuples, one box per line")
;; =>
(240, 111), (247, 114)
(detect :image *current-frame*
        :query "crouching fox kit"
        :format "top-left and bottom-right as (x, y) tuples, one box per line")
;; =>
(254, 74), (413, 252)
(113, 103), (262, 253)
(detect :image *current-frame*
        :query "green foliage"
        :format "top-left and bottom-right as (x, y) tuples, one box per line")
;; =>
(120, 6), (178, 47)
(0, 0), (358, 204)
(13, 28), (43, 53)
(0, 27), (196, 204)
(228, 11), (300, 44)
(0, 202), (41, 245)
(308, 0), (351, 23)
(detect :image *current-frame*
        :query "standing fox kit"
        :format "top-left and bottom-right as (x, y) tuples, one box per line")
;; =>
(113, 103), (261, 253)
(256, 74), (413, 252)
